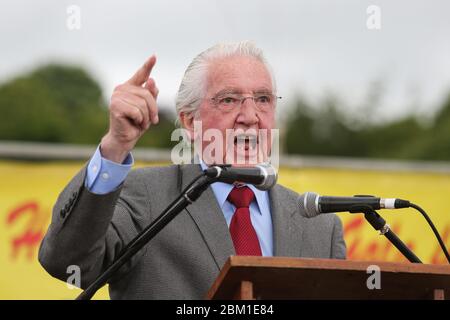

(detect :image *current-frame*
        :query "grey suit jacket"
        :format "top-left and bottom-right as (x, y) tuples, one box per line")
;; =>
(39, 163), (346, 299)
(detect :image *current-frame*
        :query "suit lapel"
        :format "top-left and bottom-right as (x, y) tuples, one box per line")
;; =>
(270, 185), (304, 257)
(180, 164), (235, 270)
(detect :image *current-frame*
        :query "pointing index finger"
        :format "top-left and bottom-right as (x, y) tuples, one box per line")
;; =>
(126, 55), (157, 86)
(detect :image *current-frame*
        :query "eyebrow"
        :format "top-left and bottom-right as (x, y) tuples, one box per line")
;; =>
(214, 87), (272, 96)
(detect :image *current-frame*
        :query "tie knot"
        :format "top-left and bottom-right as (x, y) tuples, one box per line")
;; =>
(227, 186), (255, 208)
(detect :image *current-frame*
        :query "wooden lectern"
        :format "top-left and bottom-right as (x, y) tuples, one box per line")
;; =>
(206, 256), (450, 300)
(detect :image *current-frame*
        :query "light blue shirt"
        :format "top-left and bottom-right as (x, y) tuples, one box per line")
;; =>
(85, 149), (274, 256)
(85, 146), (134, 194)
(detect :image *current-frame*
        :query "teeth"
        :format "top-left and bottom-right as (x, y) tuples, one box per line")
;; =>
(235, 134), (257, 141)
(234, 134), (258, 148)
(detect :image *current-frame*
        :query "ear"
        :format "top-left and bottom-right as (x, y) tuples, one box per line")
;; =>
(179, 112), (195, 142)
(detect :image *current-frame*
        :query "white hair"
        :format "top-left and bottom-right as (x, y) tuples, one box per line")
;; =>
(175, 41), (276, 126)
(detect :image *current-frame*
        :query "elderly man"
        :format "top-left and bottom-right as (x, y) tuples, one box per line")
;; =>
(39, 41), (346, 299)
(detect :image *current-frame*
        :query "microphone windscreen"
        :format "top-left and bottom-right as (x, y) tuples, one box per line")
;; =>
(255, 164), (278, 191)
(298, 192), (320, 218)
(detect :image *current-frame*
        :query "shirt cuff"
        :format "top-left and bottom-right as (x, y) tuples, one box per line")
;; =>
(85, 145), (134, 194)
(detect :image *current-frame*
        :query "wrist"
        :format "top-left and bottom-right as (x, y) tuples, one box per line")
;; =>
(100, 134), (132, 164)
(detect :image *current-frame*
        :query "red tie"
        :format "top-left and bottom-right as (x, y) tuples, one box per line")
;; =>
(228, 186), (262, 256)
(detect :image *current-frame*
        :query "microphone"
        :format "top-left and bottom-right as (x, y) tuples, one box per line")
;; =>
(204, 164), (278, 190)
(298, 192), (411, 218)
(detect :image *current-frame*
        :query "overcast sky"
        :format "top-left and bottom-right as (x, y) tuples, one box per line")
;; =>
(1, 0), (449, 121)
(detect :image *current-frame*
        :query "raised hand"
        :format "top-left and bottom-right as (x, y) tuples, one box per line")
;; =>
(101, 55), (159, 163)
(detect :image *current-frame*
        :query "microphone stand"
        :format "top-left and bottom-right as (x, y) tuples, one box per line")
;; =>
(362, 207), (422, 263)
(76, 173), (214, 300)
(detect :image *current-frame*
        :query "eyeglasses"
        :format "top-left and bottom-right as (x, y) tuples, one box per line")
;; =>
(209, 92), (282, 112)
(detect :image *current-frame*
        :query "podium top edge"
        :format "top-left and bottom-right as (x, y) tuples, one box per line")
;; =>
(225, 256), (450, 275)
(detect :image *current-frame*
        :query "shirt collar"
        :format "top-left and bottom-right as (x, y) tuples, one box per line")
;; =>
(199, 159), (267, 215)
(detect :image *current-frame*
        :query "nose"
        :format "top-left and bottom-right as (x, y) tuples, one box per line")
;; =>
(236, 97), (259, 126)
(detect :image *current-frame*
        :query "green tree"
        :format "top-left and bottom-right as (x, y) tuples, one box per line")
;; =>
(0, 64), (177, 148)
(284, 91), (450, 160)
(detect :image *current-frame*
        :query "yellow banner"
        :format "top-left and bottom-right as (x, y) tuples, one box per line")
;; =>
(1, 161), (449, 299)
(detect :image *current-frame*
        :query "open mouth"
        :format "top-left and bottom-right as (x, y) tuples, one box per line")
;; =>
(234, 134), (258, 150)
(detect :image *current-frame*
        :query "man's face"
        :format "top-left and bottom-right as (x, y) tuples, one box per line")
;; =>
(191, 55), (276, 166)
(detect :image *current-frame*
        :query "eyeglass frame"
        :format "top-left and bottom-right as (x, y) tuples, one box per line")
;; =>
(207, 92), (282, 112)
